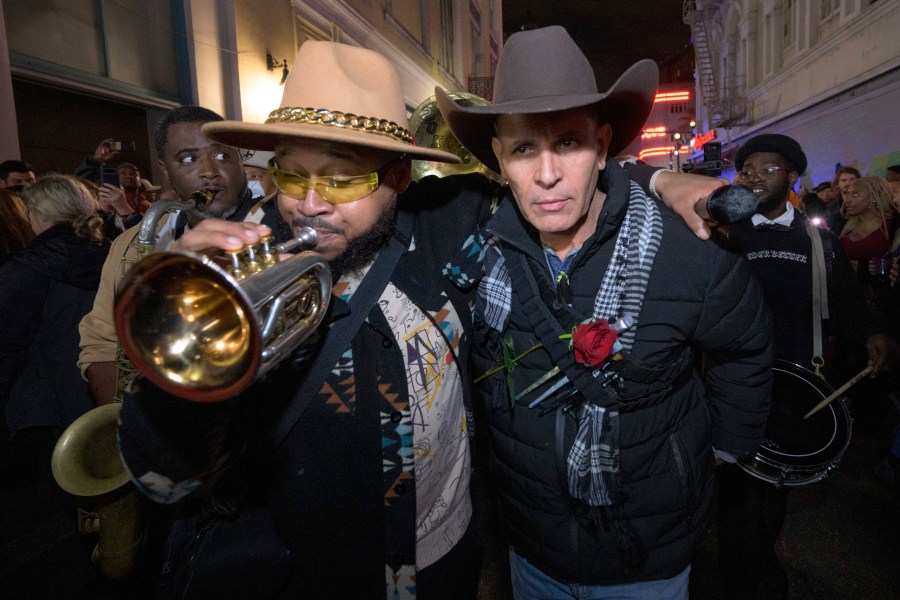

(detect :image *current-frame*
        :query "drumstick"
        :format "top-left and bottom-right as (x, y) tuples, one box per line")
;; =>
(803, 364), (873, 419)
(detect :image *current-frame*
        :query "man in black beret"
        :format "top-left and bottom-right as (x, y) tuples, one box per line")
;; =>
(720, 133), (897, 599)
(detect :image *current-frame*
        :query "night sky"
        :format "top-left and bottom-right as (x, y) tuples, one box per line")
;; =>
(502, 0), (692, 88)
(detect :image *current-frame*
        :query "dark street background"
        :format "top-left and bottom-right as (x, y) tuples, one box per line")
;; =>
(1, 393), (898, 599)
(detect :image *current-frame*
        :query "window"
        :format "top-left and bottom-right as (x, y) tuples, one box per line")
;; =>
(820, 0), (840, 19)
(784, 0), (796, 45)
(386, 0), (425, 43)
(4, 0), (185, 100)
(438, 0), (456, 76)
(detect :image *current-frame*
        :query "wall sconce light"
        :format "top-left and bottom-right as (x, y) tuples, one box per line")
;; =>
(267, 53), (289, 85)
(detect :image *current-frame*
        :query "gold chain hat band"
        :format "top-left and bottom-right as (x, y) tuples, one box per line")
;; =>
(266, 107), (415, 146)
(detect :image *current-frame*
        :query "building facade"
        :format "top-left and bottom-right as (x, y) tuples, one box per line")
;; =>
(0, 0), (501, 185)
(684, 0), (899, 185)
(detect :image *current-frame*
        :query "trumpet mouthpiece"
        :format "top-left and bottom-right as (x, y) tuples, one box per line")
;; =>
(276, 227), (318, 254)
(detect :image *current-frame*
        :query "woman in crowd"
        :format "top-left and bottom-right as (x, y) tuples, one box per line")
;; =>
(0, 174), (109, 472)
(839, 175), (893, 296)
(0, 189), (34, 266)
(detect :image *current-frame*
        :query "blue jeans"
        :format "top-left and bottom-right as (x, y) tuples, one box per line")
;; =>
(509, 550), (691, 600)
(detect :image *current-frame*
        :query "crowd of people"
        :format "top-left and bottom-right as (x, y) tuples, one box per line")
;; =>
(1, 24), (899, 600)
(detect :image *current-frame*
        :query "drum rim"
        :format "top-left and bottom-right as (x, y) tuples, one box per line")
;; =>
(737, 360), (853, 486)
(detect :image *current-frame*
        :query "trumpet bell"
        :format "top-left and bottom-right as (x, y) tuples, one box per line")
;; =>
(51, 403), (128, 497)
(115, 252), (262, 403)
(115, 245), (330, 403)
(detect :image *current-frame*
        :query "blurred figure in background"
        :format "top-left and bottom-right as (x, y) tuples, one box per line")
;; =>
(840, 175), (893, 296)
(0, 160), (37, 192)
(826, 166), (861, 233)
(242, 149), (276, 198)
(886, 164), (900, 183)
(0, 189), (34, 266)
(0, 174), (109, 477)
(799, 191), (828, 228)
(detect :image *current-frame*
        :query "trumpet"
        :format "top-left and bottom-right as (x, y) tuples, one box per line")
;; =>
(114, 227), (331, 402)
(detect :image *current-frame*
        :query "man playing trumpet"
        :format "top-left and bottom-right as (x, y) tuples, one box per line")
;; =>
(113, 37), (746, 600)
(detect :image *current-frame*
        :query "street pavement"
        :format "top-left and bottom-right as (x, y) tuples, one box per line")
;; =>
(2, 403), (898, 599)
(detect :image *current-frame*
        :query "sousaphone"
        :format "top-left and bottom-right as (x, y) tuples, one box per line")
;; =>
(408, 91), (504, 183)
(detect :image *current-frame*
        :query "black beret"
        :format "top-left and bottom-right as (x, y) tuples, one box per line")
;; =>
(735, 133), (807, 175)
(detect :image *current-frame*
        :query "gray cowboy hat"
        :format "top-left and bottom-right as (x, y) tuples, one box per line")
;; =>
(435, 26), (658, 174)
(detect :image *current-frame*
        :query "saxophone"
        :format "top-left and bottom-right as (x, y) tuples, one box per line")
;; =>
(51, 404), (143, 579)
(112, 190), (215, 401)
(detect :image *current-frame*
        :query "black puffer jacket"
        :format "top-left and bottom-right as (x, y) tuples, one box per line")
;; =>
(0, 223), (109, 436)
(470, 161), (773, 584)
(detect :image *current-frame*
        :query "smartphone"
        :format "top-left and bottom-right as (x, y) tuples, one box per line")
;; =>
(107, 140), (136, 152)
(100, 165), (120, 187)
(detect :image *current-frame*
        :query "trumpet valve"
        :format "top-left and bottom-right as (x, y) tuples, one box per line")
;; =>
(243, 244), (264, 274)
(227, 251), (249, 280)
(259, 235), (279, 266)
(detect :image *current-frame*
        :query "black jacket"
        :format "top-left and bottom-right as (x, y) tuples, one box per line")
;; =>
(118, 174), (494, 599)
(469, 161), (773, 584)
(0, 224), (109, 436)
(728, 212), (891, 366)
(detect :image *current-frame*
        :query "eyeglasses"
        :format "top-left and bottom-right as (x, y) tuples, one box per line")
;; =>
(736, 166), (788, 181)
(268, 155), (405, 204)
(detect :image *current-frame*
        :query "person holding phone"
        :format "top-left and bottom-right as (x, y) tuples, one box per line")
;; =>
(76, 140), (145, 225)
(75, 138), (127, 180)
(95, 164), (142, 232)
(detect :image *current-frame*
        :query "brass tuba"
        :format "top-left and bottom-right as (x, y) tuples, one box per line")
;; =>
(51, 403), (143, 579)
(408, 91), (504, 183)
(114, 227), (331, 402)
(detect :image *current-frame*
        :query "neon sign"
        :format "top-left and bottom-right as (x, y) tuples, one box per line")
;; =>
(654, 91), (690, 103)
(639, 146), (675, 160)
(693, 129), (716, 151)
(641, 126), (667, 140)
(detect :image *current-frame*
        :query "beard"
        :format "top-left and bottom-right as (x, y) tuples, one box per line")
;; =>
(293, 204), (397, 279)
(757, 195), (783, 215)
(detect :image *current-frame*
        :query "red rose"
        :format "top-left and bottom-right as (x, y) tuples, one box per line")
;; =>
(571, 320), (618, 367)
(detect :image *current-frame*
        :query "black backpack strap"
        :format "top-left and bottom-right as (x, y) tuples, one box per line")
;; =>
(272, 211), (414, 445)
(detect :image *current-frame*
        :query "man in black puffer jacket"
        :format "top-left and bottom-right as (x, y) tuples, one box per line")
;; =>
(439, 26), (773, 598)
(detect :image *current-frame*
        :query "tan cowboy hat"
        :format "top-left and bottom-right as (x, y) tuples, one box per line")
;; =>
(203, 41), (459, 164)
(435, 26), (658, 174)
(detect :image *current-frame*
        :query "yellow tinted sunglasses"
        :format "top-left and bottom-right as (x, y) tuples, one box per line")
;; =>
(267, 155), (405, 204)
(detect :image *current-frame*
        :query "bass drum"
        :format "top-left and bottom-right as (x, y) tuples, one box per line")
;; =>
(738, 360), (852, 487)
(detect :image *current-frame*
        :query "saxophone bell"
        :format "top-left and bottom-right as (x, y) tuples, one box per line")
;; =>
(51, 404), (144, 579)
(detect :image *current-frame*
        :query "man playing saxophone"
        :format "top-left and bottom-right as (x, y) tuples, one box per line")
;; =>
(77, 105), (287, 406)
